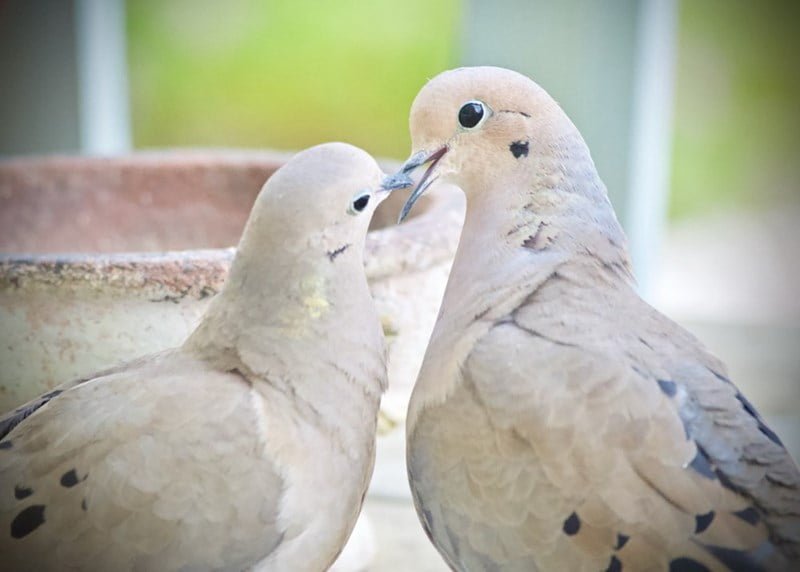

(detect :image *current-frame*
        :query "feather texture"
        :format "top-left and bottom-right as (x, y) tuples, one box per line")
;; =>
(394, 67), (800, 571)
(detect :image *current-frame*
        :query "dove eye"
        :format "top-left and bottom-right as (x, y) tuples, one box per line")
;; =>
(458, 100), (488, 129)
(349, 192), (371, 215)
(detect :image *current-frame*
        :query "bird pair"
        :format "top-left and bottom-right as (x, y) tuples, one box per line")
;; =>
(1, 67), (798, 571)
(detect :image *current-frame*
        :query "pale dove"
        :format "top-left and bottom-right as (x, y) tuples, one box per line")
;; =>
(0, 142), (389, 571)
(384, 67), (800, 571)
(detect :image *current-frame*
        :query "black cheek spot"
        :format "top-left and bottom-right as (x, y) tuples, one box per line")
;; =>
(10, 505), (46, 539)
(694, 511), (714, 534)
(606, 555), (622, 572)
(562, 511), (580, 535)
(0, 440), (12, 450)
(60, 469), (79, 488)
(732, 507), (760, 526)
(14, 485), (33, 500)
(81, 498), (88, 511)
(327, 243), (350, 262)
(509, 140), (529, 159)
(615, 533), (630, 550)
(669, 557), (710, 572)
(688, 448), (716, 480)
(657, 379), (677, 397)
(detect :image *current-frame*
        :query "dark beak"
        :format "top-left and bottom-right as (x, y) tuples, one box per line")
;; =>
(381, 146), (448, 223)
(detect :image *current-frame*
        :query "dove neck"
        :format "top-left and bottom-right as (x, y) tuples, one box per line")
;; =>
(460, 152), (632, 269)
(185, 226), (383, 390)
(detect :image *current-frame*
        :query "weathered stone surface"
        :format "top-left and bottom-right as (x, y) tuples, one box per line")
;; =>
(0, 151), (464, 414)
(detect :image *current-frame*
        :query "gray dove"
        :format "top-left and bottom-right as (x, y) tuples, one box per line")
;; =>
(0, 142), (389, 571)
(383, 66), (800, 571)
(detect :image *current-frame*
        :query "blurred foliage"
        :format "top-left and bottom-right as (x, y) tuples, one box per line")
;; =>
(127, 0), (461, 158)
(670, 0), (800, 218)
(128, 1), (800, 219)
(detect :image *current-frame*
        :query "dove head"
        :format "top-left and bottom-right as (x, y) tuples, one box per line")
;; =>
(188, 142), (391, 358)
(241, 142), (388, 256)
(218, 142), (391, 328)
(386, 66), (607, 222)
(187, 142), (390, 398)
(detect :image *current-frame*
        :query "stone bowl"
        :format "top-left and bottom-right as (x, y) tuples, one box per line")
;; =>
(0, 150), (463, 416)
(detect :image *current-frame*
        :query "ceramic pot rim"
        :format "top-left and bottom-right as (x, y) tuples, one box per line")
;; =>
(0, 150), (462, 296)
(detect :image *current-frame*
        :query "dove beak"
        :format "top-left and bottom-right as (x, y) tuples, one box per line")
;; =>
(381, 146), (448, 223)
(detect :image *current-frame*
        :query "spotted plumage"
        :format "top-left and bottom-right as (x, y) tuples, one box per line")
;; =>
(59, 469), (79, 488)
(10, 505), (46, 539)
(389, 66), (800, 571)
(13, 485), (32, 500)
(0, 143), (389, 571)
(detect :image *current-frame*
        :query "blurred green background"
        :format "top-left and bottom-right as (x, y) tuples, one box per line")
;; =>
(126, 0), (800, 221)
(127, 0), (460, 158)
(670, 0), (800, 218)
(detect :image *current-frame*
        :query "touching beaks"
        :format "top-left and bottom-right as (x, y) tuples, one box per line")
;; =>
(380, 172), (413, 192)
(381, 146), (448, 224)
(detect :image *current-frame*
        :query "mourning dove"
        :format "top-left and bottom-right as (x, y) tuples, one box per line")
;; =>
(384, 67), (800, 571)
(0, 142), (390, 571)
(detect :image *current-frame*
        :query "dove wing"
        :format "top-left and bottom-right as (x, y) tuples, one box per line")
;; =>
(409, 272), (799, 571)
(0, 351), (284, 572)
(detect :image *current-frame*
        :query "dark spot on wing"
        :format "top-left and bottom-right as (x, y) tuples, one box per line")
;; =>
(657, 379), (677, 397)
(60, 469), (79, 488)
(327, 243), (350, 262)
(702, 543), (764, 571)
(606, 555), (622, 572)
(757, 422), (784, 446)
(689, 447), (716, 480)
(615, 533), (630, 550)
(736, 392), (759, 418)
(708, 368), (731, 384)
(0, 440), (12, 449)
(0, 389), (65, 441)
(10, 505), (46, 539)
(562, 511), (580, 535)
(669, 557), (710, 572)
(509, 140), (530, 159)
(81, 498), (88, 511)
(735, 392), (784, 446)
(732, 507), (760, 526)
(695, 511), (714, 534)
(14, 485), (33, 500)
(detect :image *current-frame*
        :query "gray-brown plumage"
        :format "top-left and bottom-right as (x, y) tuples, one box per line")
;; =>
(386, 66), (800, 571)
(0, 142), (388, 571)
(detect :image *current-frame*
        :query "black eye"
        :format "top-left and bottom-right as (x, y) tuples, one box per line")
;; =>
(350, 193), (370, 214)
(458, 100), (486, 129)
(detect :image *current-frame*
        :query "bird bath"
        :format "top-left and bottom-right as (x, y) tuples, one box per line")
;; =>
(0, 150), (463, 417)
